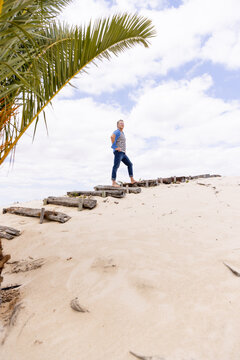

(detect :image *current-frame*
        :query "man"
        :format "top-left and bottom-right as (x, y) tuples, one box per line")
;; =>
(110, 119), (136, 187)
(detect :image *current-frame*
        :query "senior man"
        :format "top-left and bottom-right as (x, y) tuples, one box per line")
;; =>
(110, 119), (136, 187)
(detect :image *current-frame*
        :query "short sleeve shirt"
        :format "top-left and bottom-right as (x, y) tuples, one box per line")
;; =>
(111, 129), (126, 153)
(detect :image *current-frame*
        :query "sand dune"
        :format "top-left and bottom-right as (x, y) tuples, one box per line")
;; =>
(1, 176), (240, 360)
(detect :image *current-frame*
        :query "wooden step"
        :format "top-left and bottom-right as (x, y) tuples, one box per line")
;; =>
(94, 185), (141, 194)
(3, 206), (71, 223)
(67, 190), (125, 199)
(45, 196), (97, 209)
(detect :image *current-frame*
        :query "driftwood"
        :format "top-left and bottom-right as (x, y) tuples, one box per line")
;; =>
(0, 226), (21, 240)
(67, 190), (126, 199)
(94, 185), (141, 194)
(45, 196), (97, 209)
(2, 207), (70, 223)
(122, 179), (159, 187)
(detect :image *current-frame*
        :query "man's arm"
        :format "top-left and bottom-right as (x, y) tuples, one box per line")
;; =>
(111, 133), (116, 144)
(111, 131), (121, 151)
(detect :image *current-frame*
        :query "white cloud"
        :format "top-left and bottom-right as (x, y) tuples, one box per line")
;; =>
(57, 0), (240, 95)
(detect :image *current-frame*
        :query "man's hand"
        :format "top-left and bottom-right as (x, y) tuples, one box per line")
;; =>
(116, 147), (121, 151)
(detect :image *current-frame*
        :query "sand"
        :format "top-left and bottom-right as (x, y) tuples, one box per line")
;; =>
(1, 176), (240, 360)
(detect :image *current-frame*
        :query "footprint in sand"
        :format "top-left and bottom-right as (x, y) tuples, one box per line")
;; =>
(132, 279), (157, 297)
(91, 257), (117, 273)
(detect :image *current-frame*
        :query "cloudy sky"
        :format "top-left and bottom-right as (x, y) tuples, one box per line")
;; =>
(1, 0), (240, 205)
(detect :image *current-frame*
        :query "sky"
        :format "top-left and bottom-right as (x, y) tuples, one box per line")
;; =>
(1, 0), (240, 206)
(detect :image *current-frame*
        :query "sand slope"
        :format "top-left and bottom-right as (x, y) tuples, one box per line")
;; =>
(1, 176), (240, 360)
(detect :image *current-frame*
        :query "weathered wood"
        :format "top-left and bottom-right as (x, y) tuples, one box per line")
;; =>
(161, 177), (172, 184)
(191, 174), (210, 179)
(0, 226), (21, 237)
(78, 197), (83, 211)
(2, 207), (71, 223)
(94, 185), (141, 194)
(122, 174), (221, 188)
(175, 176), (186, 182)
(45, 196), (97, 209)
(122, 179), (159, 187)
(0, 232), (15, 240)
(67, 190), (126, 198)
(39, 208), (45, 224)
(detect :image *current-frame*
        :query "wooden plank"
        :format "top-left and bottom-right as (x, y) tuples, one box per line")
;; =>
(78, 197), (83, 211)
(46, 196), (97, 209)
(0, 226), (21, 236)
(162, 177), (172, 184)
(67, 190), (127, 198)
(94, 186), (141, 194)
(3, 207), (71, 223)
(0, 232), (14, 240)
(122, 179), (159, 187)
(39, 208), (45, 224)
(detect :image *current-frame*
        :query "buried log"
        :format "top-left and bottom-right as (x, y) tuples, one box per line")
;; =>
(45, 196), (97, 209)
(67, 190), (126, 199)
(94, 185), (141, 194)
(0, 225), (21, 240)
(2, 207), (70, 223)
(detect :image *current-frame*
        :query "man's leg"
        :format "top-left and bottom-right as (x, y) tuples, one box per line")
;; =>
(121, 154), (137, 184)
(111, 151), (123, 186)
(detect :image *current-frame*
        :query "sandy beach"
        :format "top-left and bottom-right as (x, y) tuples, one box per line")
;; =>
(1, 176), (240, 360)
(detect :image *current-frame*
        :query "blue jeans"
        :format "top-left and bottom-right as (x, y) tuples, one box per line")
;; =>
(111, 151), (133, 180)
